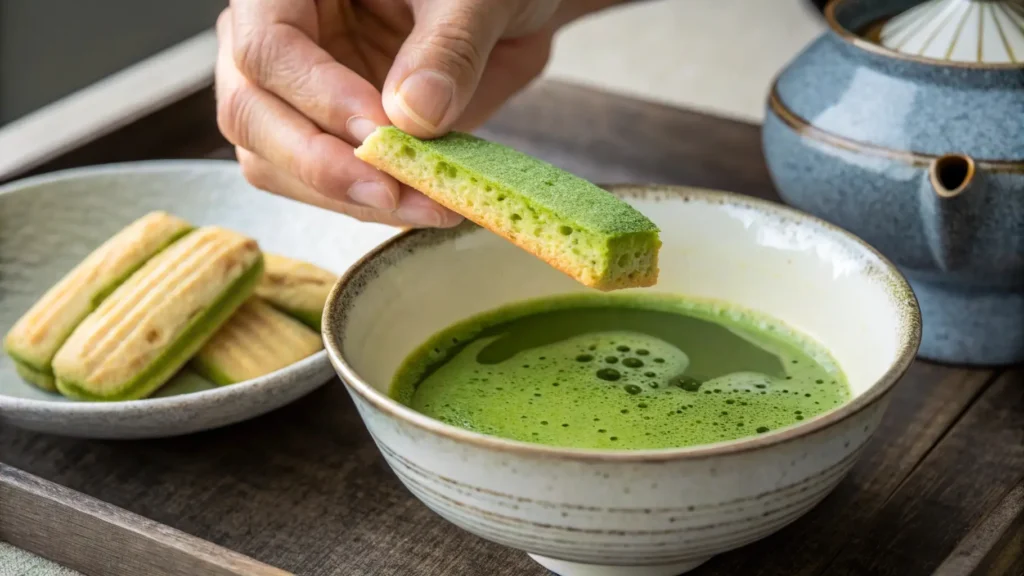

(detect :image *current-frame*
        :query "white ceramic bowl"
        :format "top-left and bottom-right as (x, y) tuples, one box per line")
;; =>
(324, 186), (921, 576)
(0, 161), (397, 438)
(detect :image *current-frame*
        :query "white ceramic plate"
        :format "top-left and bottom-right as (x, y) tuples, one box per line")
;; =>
(0, 160), (398, 438)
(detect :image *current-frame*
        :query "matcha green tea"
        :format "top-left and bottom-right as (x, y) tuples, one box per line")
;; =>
(391, 294), (850, 450)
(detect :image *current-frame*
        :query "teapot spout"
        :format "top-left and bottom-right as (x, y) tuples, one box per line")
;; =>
(919, 154), (980, 271)
(930, 153), (975, 198)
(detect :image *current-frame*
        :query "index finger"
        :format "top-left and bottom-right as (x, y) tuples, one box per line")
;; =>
(229, 0), (388, 144)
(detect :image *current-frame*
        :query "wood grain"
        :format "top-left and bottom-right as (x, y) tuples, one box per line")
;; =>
(0, 79), (1019, 576)
(933, 480), (1024, 576)
(0, 384), (539, 575)
(0, 464), (289, 576)
(823, 370), (1024, 576)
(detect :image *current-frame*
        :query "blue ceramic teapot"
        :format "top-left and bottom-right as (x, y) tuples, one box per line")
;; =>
(764, 0), (1024, 365)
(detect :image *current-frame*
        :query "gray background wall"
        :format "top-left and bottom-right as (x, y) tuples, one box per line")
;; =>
(0, 0), (224, 126)
(0, 0), (824, 127)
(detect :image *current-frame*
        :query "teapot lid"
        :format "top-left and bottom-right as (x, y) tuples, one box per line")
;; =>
(879, 0), (1024, 63)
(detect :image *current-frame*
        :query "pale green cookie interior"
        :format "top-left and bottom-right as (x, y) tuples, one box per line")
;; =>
(270, 304), (322, 332)
(190, 356), (237, 387)
(364, 127), (660, 284)
(13, 359), (56, 392)
(56, 257), (264, 401)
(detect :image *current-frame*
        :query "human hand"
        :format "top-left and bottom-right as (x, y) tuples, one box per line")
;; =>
(216, 0), (622, 228)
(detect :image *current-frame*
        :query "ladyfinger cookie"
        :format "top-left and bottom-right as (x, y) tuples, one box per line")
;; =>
(52, 227), (263, 401)
(4, 211), (192, 391)
(253, 254), (337, 331)
(193, 298), (323, 385)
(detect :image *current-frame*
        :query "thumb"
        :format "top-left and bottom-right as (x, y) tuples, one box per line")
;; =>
(382, 2), (510, 138)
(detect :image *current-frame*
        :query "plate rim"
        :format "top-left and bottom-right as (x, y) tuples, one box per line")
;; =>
(0, 159), (338, 415)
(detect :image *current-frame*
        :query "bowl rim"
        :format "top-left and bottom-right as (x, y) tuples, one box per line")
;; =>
(0, 159), (334, 415)
(323, 184), (923, 463)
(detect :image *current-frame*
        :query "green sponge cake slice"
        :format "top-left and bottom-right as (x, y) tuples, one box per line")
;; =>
(355, 127), (660, 290)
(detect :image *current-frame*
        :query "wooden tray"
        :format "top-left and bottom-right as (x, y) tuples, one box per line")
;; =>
(0, 464), (289, 576)
(1, 81), (1022, 576)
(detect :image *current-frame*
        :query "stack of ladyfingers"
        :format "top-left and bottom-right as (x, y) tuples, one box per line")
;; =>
(4, 212), (337, 401)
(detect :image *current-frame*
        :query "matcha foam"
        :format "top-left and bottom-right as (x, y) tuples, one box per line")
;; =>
(391, 294), (850, 450)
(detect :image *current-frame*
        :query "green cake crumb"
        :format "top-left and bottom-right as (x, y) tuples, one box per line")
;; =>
(356, 127), (661, 290)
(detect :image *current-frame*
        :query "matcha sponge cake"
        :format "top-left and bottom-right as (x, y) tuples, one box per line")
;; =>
(355, 127), (660, 290)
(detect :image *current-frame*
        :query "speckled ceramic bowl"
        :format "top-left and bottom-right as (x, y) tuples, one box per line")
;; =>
(0, 161), (397, 439)
(323, 186), (921, 576)
(764, 0), (1024, 365)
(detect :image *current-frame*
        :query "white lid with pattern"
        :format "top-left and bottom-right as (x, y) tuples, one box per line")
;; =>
(879, 0), (1024, 63)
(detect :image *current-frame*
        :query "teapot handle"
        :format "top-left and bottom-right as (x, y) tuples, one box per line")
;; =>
(919, 154), (980, 271)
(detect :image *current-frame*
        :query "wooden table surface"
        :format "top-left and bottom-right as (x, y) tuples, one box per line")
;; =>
(1, 80), (1022, 576)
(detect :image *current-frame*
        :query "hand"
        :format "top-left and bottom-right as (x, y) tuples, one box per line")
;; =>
(216, 0), (622, 228)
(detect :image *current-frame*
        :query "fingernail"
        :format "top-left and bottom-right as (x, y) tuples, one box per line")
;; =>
(396, 203), (444, 227)
(397, 70), (455, 133)
(348, 181), (396, 211)
(347, 116), (378, 143)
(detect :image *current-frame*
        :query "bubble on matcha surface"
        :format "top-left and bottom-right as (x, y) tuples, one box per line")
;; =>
(390, 294), (849, 450)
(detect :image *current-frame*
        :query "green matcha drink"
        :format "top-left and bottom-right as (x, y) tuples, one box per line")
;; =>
(391, 294), (850, 450)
